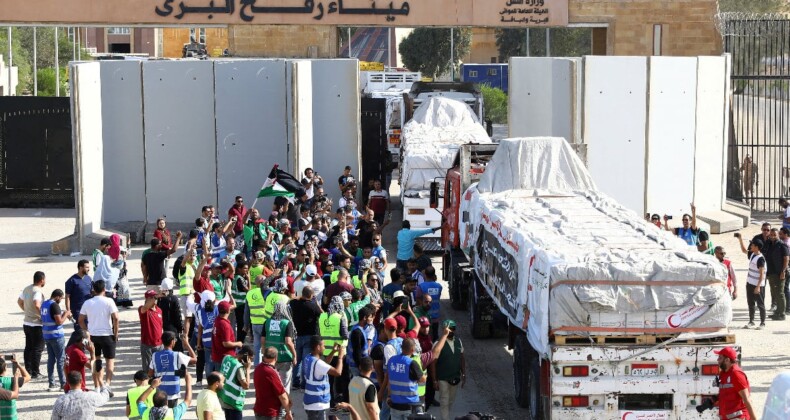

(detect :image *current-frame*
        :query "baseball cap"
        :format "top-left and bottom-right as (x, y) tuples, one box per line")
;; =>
(395, 315), (407, 329)
(418, 316), (430, 327)
(210, 261), (222, 269)
(384, 318), (398, 330)
(319, 248), (331, 256)
(145, 289), (158, 299)
(200, 290), (216, 304)
(218, 301), (231, 313)
(443, 319), (457, 329)
(279, 218), (290, 225)
(254, 251), (265, 260)
(340, 291), (352, 301)
(305, 264), (318, 276)
(393, 290), (405, 299)
(160, 278), (174, 291)
(714, 346), (738, 361)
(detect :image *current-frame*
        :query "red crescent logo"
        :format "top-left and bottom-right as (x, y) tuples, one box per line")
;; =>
(667, 314), (680, 328)
(622, 412), (634, 420)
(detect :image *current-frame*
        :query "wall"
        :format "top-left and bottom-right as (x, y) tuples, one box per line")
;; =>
(214, 59), (290, 211)
(100, 61), (146, 223)
(228, 25), (337, 58)
(467, 0), (721, 61)
(70, 62), (104, 251)
(162, 27), (229, 58)
(72, 59), (358, 225)
(142, 61), (218, 223)
(509, 55), (730, 219)
(310, 59), (360, 205)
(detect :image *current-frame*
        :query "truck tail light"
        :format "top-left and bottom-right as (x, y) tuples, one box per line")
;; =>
(562, 396), (589, 407)
(562, 366), (589, 377)
(407, 209), (425, 215)
(701, 364), (719, 375)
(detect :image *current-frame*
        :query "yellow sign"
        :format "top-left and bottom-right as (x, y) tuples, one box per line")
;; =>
(0, 0), (568, 26)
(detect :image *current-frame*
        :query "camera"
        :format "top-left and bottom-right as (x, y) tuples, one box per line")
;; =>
(734, 232), (741, 238)
(664, 215), (673, 220)
(3, 355), (13, 361)
(695, 397), (717, 413)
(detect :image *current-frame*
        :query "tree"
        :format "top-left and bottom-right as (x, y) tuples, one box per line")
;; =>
(718, 0), (789, 13)
(0, 28), (32, 95)
(480, 85), (507, 124)
(495, 28), (592, 62)
(399, 28), (471, 79)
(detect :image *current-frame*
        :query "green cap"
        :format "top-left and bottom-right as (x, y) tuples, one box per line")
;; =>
(443, 319), (456, 329)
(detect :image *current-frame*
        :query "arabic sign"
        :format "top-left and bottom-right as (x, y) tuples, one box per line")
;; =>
(0, 0), (568, 26)
(475, 227), (519, 320)
(665, 305), (707, 329)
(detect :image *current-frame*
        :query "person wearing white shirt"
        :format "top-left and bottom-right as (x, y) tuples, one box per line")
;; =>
(78, 280), (120, 392)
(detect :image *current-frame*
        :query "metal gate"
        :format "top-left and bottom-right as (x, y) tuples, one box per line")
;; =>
(0, 97), (74, 208)
(360, 97), (388, 200)
(724, 17), (790, 212)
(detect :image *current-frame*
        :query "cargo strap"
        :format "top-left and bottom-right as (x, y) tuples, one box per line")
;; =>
(550, 280), (724, 289)
(550, 326), (724, 335)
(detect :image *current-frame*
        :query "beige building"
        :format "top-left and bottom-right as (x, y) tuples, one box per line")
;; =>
(159, 0), (721, 60)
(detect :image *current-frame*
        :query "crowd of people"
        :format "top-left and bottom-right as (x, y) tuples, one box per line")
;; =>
(11, 166), (466, 420)
(649, 200), (790, 331)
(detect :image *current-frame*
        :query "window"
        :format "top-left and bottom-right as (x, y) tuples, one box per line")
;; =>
(490, 57), (498, 63)
(107, 27), (131, 35)
(469, 70), (478, 78)
(653, 24), (662, 56)
(189, 28), (206, 44)
(487, 68), (498, 76)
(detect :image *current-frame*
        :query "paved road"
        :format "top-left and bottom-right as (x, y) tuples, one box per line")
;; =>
(0, 204), (785, 419)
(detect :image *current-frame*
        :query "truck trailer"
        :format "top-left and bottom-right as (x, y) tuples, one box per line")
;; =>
(434, 138), (736, 420)
(399, 97), (492, 252)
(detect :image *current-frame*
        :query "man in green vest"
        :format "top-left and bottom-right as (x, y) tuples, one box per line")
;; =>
(136, 370), (193, 420)
(261, 300), (297, 394)
(244, 275), (268, 366)
(320, 296), (350, 405)
(430, 319), (465, 420)
(262, 277), (291, 322)
(218, 345), (253, 419)
(0, 356), (28, 420)
(126, 370), (155, 419)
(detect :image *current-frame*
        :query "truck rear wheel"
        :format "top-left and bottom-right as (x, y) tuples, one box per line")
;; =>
(513, 334), (531, 408)
(529, 355), (545, 420)
(469, 278), (492, 338)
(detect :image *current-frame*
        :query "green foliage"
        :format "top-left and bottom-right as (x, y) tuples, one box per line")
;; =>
(0, 27), (90, 95)
(399, 28), (472, 79)
(718, 0), (789, 13)
(36, 68), (69, 97)
(480, 85), (508, 124)
(495, 28), (592, 62)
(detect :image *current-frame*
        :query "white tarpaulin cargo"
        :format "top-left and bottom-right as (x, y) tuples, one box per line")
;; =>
(460, 138), (731, 357)
(400, 97), (491, 194)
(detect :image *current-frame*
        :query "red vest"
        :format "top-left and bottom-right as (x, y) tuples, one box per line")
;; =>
(722, 259), (733, 293)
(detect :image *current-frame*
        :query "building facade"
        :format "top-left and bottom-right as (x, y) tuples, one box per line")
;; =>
(83, 27), (157, 55)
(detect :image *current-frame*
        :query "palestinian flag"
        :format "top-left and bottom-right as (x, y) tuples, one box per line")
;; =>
(258, 165), (305, 198)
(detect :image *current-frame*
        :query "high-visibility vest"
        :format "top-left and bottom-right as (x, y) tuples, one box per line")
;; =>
(387, 354), (419, 405)
(152, 350), (180, 399)
(141, 407), (174, 420)
(41, 300), (64, 340)
(386, 337), (403, 356)
(0, 376), (16, 420)
(318, 313), (344, 356)
(265, 319), (294, 363)
(218, 355), (246, 411)
(411, 355), (426, 396)
(302, 355), (330, 406)
(178, 263), (195, 296)
(262, 292), (288, 321)
(246, 288), (266, 325)
(126, 385), (154, 419)
(231, 275), (248, 303)
(348, 375), (379, 418)
(346, 325), (369, 368)
(197, 306), (219, 349)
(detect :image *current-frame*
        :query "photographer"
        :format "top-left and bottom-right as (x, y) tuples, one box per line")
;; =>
(662, 203), (700, 247)
(0, 355), (30, 419)
(217, 345), (254, 420)
(696, 347), (757, 420)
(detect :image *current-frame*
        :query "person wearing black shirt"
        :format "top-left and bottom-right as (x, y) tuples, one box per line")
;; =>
(157, 279), (185, 351)
(764, 229), (789, 320)
(289, 287), (323, 390)
(142, 235), (180, 290)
